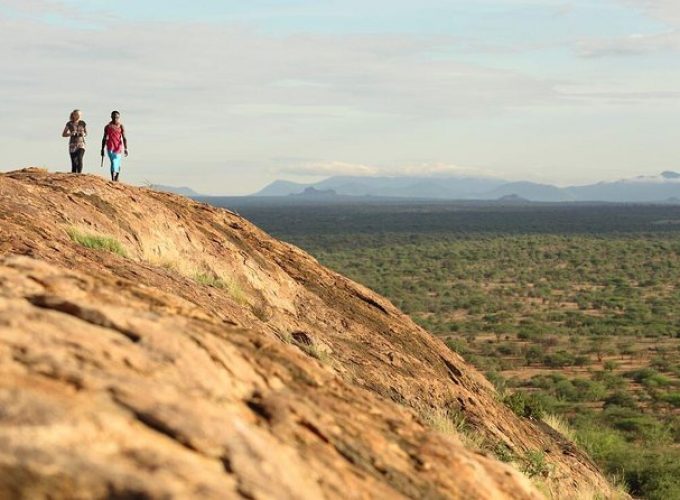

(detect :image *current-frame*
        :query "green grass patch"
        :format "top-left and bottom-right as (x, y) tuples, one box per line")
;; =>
(520, 450), (552, 478)
(193, 272), (248, 305)
(66, 227), (127, 257)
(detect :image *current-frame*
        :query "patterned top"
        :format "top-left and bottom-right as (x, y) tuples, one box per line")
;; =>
(65, 120), (87, 153)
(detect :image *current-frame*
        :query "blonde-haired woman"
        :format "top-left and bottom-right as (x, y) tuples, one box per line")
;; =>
(62, 109), (87, 173)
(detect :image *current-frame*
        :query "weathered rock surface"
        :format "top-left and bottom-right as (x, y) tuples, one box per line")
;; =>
(0, 169), (619, 499)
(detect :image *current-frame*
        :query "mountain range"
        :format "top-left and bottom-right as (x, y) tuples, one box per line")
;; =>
(253, 171), (680, 203)
(149, 184), (204, 197)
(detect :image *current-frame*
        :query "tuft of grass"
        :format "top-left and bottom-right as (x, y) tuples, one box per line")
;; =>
(521, 450), (552, 478)
(421, 407), (486, 451)
(194, 272), (225, 287)
(422, 407), (466, 435)
(490, 442), (516, 463)
(227, 281), (248, 305)
(288, 331), (332, 363)
(609, 474), (631, 499)
(193, 272), (248, 305)
(297, 343), (332, 363)
(570, 477), (629, 500)
(66, 227), (127, 257)
(542, 413), (577, 442)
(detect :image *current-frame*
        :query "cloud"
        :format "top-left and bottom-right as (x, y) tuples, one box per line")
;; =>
(0, 13), (558, 136)
(382, 162), (494, 177)
(574, 2), (680, 58)
(619, 0), (680, 26)
(562, 88), (680, 102)
(1, 0), (69, 15)
(578, 31), (680, 57)
(278, 161), (378, 177)
(277, 161), (494, 178)
(0, 0), (105, 23)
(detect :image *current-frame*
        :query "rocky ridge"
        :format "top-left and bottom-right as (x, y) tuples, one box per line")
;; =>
(0, 169), (620, 499)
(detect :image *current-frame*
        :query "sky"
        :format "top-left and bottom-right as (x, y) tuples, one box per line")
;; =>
(1, 0), (679, 194)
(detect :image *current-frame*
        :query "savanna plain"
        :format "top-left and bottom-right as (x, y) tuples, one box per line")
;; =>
(208, 199), (680, 500)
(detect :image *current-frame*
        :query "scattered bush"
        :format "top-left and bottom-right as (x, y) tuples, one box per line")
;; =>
(504, 391), (545, 419)
(662, 392), (680, 408)
(282, 228), (680, 500)
(604, 391), (638, 410)
(543, 350), (577, 368)
(445, 338), (469, 355)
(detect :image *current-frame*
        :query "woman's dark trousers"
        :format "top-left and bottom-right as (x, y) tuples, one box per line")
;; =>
(70, 148), (85, 173)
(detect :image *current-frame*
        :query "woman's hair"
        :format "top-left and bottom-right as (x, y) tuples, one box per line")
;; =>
(111, 111), (120, 118)
(70, 109), (81, 121)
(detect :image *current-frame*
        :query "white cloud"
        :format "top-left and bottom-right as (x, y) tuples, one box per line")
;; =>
(574, 2), (680, 58)
(277, 161), (494, 178)
(0, 0), (107, 23)
(278, 161), (378, 177)
(578, 30), (680, 57)
(382, 162), (495, 177)
(620, 0), (680, 26)
(0, 15), (558, 137)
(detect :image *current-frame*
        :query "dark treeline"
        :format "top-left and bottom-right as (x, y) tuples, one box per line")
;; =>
(201, 197), (680, 237)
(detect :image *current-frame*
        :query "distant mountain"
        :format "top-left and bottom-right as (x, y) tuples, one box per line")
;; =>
(254, 180), (311, 196)
(496, 194), (530, 203)
(483, 181), (575, 202)
(254, 175), (507, 199)
(251, 171), (680, 203)
(291, 187), (338, 197)
(150, 185), (204, 197)
(566, 171), (680, 202)
(314, 175), (508, 198)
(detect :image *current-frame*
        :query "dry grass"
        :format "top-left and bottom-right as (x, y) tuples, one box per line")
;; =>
(66, 227), (127, 257)
(139, 242), (249, 306)
(193, 271), (248, 305)
(570, 478), (629, 500)
(421, 407), (486, 451)
(422, 407), (465, 435)
(290, 339), (332, 364)
(542, 413), (577, 442)
(143, 246), (196, 276)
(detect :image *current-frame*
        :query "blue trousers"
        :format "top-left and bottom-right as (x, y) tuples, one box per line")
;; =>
(108, 150), (122, 174)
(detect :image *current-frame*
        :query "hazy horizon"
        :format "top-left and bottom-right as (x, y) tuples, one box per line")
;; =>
(2, 0), (680, 195)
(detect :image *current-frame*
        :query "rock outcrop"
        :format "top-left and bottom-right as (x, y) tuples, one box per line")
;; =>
(0, 169), (619, 499)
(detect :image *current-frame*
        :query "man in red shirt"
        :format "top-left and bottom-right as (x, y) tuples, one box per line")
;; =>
(101, 111), (128, 182)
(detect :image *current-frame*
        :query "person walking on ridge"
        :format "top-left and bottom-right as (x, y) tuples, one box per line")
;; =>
(62, 109), (87, 173)
(101, 111), (128, 182)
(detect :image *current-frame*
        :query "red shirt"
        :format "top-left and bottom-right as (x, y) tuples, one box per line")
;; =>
(105, 123), (125, 153)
